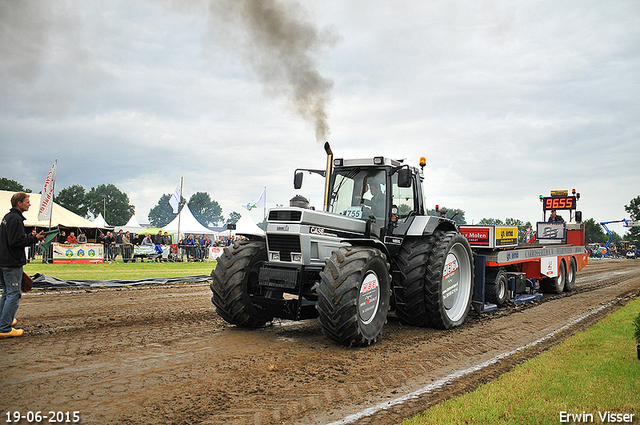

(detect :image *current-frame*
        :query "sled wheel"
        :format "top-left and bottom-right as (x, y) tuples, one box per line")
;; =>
(540, 260), (566, 294)
(564, 257), (577, 292)
(485, 268), (509, 306)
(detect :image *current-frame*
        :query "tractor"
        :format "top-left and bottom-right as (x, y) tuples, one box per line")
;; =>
(211, 143), (474, 346)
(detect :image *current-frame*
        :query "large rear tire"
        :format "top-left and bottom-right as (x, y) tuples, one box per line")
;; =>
(317, 246), (391, 346)
(210, 240), (273, 327)
(425, 231), (474, 329)
(392, 237), (436, 326)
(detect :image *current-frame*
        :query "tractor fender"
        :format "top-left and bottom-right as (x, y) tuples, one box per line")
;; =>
(405, 216), (457, 237)
(343, 238), (390, 259)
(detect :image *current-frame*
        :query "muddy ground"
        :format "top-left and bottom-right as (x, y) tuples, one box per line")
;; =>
(1, 259), (639, 424)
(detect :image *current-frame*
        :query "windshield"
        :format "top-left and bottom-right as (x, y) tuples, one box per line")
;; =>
(328, 168), (387, 224)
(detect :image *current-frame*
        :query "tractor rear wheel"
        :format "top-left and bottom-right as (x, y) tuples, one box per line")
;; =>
(210, 240), (272, 327)
(424, 231), (474, 329)
(393, 237), (436, 326)
(317, 246), (391, 346)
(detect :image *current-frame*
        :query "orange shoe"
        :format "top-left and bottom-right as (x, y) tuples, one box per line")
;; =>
(12, 318), (17, 326)
(0, 328), (24, 338)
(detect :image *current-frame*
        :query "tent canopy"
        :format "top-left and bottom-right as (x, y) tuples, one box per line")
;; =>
(93, 213), (111, 228)
(235, 213), (265, 236)
(162, 204), (217, 239)
(117, 214), (146, 234)
(138, 228), (173, 236)
(0, 190), (106, 229)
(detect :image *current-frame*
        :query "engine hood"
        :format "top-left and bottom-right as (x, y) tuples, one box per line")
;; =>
(267, 207), (366, 235)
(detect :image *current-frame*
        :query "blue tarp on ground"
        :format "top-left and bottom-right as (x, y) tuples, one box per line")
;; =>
(31, 274), (212, 289)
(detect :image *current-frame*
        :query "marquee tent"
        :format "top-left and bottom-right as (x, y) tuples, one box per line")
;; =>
(236, 213), (265, 236)
(0, 190), (105, 229)
(93, 213), (111, 228)
(162, 204), (217, 240)
(117, 214), (146, 234)
(216, 213), (265, 238)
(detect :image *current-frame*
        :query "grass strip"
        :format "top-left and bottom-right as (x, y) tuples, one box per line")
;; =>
(403, 297), (640, 425)
(24, 260), (217, 281)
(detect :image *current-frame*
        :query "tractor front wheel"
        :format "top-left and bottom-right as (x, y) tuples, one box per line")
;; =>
(317, 246), (391, 346)
(210, 240), (272, 327)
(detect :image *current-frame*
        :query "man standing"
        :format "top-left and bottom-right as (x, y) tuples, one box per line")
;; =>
(549, 210), (564, 222)
(0, 192), (45, 338)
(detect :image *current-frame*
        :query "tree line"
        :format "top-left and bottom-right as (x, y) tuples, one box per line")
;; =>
(0, 177), (240, 228)
(2, 177), (638, 243)
(433, 195), (640, 246)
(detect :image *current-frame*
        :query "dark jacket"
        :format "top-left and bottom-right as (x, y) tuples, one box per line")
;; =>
(0, 208), (39, 267)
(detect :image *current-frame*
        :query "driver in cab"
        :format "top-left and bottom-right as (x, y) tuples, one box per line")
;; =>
(362, 180), (385, 218)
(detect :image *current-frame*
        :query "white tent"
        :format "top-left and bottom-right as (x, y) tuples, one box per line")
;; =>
(162, 204), (217, 240)
(117, 214), (146, 234)
(93, 213), (111, 228)
(0, 190), (105, 229)
(236, 213), (265, 236)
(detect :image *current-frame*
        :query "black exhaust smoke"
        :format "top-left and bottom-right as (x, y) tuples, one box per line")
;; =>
(205, 0), (338, 142)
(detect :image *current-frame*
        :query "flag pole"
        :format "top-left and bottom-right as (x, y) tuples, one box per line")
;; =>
(177, 176), (183, 243)
(48, 159), (57, 231)
(263, 186), (267, 222)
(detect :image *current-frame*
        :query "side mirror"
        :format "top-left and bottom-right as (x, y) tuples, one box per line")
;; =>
(397, 168), (412, 188)
(294, 172), (303, 190)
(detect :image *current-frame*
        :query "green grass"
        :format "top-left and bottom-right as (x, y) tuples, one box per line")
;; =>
(403, 297), (640, 425)
(24, 260), (217, 280)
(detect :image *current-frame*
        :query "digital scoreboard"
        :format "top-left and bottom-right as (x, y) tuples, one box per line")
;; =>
(542, 196), (577, 211)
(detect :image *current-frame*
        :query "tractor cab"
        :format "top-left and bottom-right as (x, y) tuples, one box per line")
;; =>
(294, 155), (425, 241)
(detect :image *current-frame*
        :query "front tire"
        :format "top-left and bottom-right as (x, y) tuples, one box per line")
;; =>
(425, 231), (474, 329)
(210, 240), (272, 327)
(317, 246), (391, 346)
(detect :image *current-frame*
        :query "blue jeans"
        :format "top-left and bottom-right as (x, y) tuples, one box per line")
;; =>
(0, 267), (23, 333)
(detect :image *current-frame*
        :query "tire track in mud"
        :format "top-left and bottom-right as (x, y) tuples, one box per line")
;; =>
(3, 260), (639, 425)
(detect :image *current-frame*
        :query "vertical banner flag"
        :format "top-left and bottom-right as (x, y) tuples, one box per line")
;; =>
(169, 183), (181, 214)
(243, 188), (266, 211)
(37, 161), (57, 222)
(526, 226), (532, 243)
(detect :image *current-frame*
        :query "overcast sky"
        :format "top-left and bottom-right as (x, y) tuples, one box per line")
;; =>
(1, 0), (638, 235)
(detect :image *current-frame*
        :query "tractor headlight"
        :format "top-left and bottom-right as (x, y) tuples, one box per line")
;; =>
(291, 253), (303, 262)
(269, 252), (280, 261)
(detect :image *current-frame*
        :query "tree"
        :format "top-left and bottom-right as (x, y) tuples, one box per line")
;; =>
(426, 207), (466, 225)
(624, 195), (640, 243)
(56, 184), (88, 217)
(226, 211), (242, 226)
(0, 177), (30, 193)
(505, 218), (533, 244)
(584, 218), (607, 245)
(148, 194), (186, 227)
(86, 184), (135, 226)
(477, 218), (505, 226)
(189, 192), (223, 226)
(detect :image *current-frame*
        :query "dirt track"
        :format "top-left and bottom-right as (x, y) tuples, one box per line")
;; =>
(2, 259), (639, 424)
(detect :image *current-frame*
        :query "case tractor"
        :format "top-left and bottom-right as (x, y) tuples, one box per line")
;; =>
(211, 143), (474, 346)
